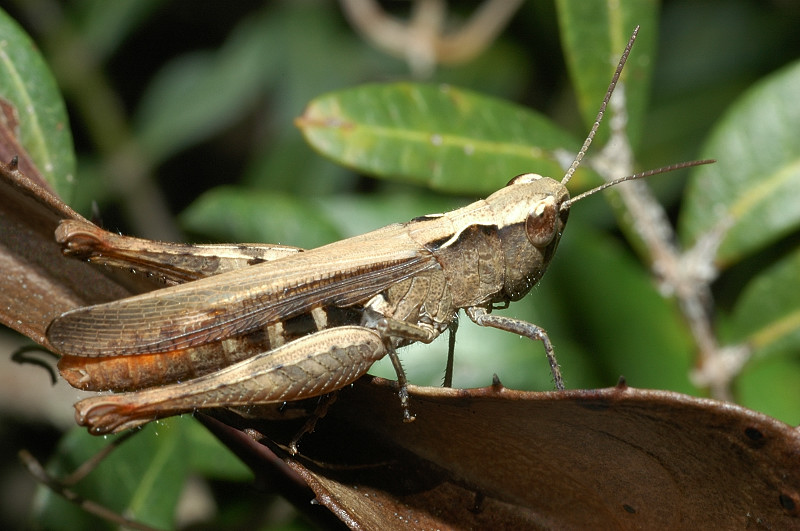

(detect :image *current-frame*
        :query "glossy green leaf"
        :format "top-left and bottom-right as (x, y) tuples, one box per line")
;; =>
(297, 83), (580, 194)
(33, 419), (189, 530)
(555, 0), (658, 147)
(0, 8), (75, 200)
(679, 60), (800, 267)
(728, 248), (800, 359)
(244, 5), (531, 196)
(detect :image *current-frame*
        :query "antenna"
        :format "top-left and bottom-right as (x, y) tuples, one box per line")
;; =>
(560, 159), (715, 211)
(561, 26), (639, 186)
(558, 26), (715, 210)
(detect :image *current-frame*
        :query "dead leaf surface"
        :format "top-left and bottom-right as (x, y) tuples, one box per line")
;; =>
(214, 377), (800, 529)
(0, 160), (130, 348)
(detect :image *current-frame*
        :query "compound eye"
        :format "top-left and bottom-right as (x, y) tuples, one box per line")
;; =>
(525, 197), (558, 246)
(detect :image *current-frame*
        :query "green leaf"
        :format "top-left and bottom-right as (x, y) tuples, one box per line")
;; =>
(134, 10), (279, 163)
(0, 8), (76, 200)
(297, 83), (580, 195)
(181, 185), (463, 249)
(547, 222), (696, 393)
(735, 351), (800, 426)
(242, 133), (358, 196)
(314, 192), (463, 239)
(184, 419), (252, 481)
(180, 186), (343, 248)
(71, 0), (160, 60)
(728, 248), (800, 359)
(33, 419), (189, 530)
(678, 59), (800, 267)
(555, 0), (658, 147)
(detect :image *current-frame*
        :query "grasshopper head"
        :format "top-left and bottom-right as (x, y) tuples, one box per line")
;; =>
(491, 173), (570, 302)
(488, 156), (714, 304)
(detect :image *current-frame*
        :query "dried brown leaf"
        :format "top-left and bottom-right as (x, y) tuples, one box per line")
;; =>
(0, 159), (130, 349)
(209, 377), (800, 529)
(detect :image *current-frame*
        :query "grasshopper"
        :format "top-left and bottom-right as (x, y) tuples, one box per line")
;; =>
(47, 27), (711, 435)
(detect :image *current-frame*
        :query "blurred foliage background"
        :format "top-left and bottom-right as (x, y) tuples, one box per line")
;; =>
(0, 0), (799, 529)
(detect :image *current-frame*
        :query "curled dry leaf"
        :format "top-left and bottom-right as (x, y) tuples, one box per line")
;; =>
(0, 159), (131, 348)
(204, 376), (800, 529)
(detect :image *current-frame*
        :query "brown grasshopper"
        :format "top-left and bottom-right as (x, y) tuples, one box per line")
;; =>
(46, 27), (711, 435)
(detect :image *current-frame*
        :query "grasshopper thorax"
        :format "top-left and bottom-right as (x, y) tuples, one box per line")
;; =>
(488, 173), (570, 302)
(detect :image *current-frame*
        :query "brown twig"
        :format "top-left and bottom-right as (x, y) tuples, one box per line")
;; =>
(339, 0), (523, 76)
(19, 447), (163, 531)
(588, 80), (744, 400)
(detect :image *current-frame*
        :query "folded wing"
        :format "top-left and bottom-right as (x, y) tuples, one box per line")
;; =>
(47, 227), (438, 357)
